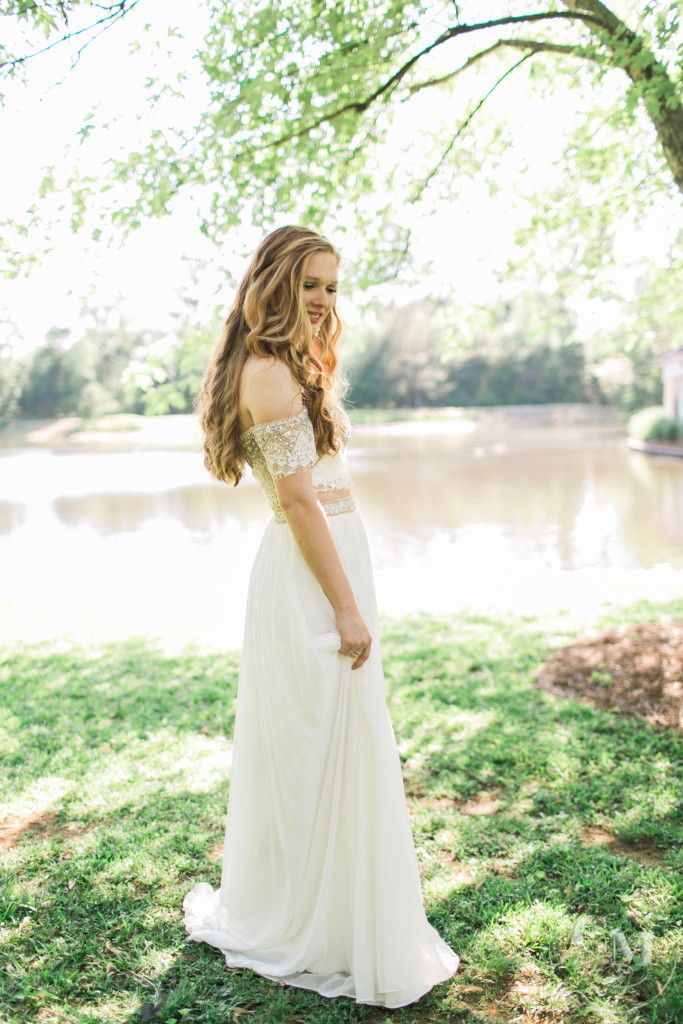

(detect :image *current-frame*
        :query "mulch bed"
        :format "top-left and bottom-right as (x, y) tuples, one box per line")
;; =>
(535, 622), (683, 734)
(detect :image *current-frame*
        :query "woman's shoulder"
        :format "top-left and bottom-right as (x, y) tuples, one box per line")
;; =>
(240, 355), (303, 429)
(241, 355), (298, 393)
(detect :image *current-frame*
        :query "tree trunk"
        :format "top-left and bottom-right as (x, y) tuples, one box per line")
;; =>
(648, 100), (683, 195)
(565, 0), (683, 194)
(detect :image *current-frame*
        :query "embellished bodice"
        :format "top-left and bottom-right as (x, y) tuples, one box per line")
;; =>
(240, 404), (353, 521)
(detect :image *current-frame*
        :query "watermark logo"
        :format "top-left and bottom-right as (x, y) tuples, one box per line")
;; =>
(570, 914), (653, 965)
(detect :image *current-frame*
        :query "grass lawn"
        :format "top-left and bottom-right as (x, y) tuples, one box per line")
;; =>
(1, 603), (682, 1024)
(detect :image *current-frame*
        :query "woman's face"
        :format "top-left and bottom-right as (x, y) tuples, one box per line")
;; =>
(302, 251), (338, 333)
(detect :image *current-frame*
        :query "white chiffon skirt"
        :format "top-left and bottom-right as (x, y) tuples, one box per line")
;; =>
(183, 506), (459, 1007)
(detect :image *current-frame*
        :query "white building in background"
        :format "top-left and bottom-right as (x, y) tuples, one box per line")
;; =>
(659, 348), (683, 420)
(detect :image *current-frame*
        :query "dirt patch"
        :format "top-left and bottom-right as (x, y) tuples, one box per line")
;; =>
(0, 812), (96, 853)
(580, 825), (667, 868)
(406, 791), (502, 887)
(431, 849), (480, 887)
(406, 794), (454, 812)
(406, 787), (506, 817)
(352, 1010), (451, 1024)
(535, 622), (683, 734)
(0, 811), (59, 852)
(455, 791), (501, 816)
(449, 976), (518, 1021)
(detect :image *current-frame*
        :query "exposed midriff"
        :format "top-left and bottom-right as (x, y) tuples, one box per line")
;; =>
(318, 487), (351, 504)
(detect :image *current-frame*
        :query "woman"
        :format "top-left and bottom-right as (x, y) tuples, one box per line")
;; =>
(183, 226), (459, 1007)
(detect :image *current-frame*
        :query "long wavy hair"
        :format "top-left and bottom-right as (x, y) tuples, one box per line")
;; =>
(197, 226), (343, 485)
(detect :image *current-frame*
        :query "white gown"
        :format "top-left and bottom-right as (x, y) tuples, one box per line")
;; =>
(183, 404), (459, 1007)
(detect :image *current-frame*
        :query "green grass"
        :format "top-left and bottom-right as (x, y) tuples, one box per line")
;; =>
(1, 604), (682, 1024)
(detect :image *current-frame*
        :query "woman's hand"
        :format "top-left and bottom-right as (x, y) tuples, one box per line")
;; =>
(336, 607), (372, 670)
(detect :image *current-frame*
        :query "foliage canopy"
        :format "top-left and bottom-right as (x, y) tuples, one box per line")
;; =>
(2, 2), (683, 283)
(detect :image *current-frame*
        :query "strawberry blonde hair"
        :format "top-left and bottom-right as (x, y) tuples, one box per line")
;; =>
(197, 226), (343, 485)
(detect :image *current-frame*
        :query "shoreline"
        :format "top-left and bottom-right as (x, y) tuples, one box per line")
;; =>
(0, 404), (623, 452)
(627, 436), (683, 459)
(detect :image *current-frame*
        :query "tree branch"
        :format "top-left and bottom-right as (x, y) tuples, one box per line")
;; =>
(563, 1), (623, 37)
(0, 2), (130, 12)
(408, 37), (604, 96)
(348, 10), (607, 116)
(411, 51), (536, 201)
(564, 0), (683, 193)
(0, 0), (140, 74)
(255, 8), (608, 152)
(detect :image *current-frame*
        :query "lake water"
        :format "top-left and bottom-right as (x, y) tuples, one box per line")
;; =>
(1, 416), (682, 650)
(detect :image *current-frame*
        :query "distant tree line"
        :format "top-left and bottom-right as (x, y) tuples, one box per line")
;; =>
(348, 341), (596, 408)
(343, 290), (665, 412)
(0, 321), (215, 422)
(0, 283), (673, 422)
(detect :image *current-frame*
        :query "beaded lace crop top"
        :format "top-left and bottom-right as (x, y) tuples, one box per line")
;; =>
(240, 403), (353, 523)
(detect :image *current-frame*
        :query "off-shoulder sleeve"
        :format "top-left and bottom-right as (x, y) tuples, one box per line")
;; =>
(249, 407), (318, 479)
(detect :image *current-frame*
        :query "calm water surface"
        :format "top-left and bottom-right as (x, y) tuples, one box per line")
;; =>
(1, 420), (682, 649)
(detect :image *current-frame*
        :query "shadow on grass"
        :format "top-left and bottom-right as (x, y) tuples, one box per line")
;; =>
(1, 605), (682, 1023)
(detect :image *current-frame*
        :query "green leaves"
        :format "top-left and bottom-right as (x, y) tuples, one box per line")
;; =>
(2, 1), (683, 288)
(0, 1), (142, 88)
(106, 1), (683, 284)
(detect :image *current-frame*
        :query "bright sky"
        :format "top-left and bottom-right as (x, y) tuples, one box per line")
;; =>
(1, 0), (681, 356)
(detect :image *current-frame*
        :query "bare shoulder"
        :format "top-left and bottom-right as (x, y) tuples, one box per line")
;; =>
(240, 356), (303, 429)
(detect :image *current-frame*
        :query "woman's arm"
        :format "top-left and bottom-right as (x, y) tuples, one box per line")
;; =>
(277, 478), (372, 669)
(243, 358), (372, 669)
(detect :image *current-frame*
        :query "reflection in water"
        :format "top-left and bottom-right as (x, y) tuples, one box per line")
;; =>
(0, 501), (25, 535)
(351, 428), (683, 568)
(0, 425), (682, 649)
(52, 485), (268, 538)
